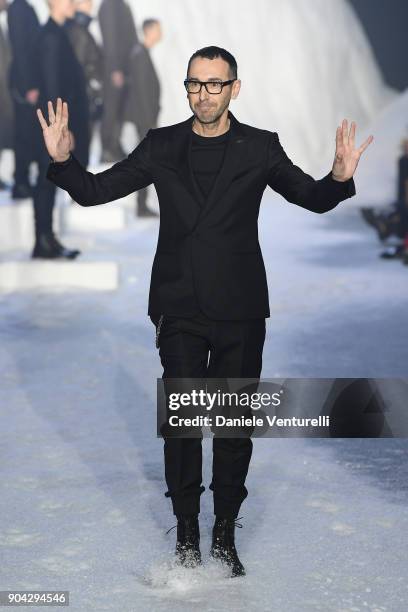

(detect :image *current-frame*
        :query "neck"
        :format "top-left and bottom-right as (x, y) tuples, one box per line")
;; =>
(192, 111), (230, 137)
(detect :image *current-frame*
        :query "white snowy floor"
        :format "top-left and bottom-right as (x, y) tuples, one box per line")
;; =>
(1, 188), (407, 611)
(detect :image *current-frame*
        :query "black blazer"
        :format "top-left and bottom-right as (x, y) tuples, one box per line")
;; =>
(36, 18), (90, 166)
(124, 42), (160, 127)
(97, 0), (138, 75)
(46, 109), (356, 319)
(7, 0), (41, 98)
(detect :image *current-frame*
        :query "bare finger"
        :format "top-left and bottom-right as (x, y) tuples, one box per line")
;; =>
(61, 101), (69, 127)
(335, 126), (342, 151)
(36, 108), (48, 131)
(342, 118), (348, 145)
(56, 97), (62, 123)
(349, 121), (356, 148)
(358, 134), (374, 155)
(48, 100), (56, 124)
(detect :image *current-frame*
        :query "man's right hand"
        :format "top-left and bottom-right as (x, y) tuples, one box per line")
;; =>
(36, 97), (72, 162)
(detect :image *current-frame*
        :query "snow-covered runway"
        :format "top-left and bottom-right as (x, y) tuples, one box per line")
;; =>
(1, 191), (407, 611)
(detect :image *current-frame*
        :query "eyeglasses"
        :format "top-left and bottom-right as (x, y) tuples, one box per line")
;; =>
(184, 79), (236, 94)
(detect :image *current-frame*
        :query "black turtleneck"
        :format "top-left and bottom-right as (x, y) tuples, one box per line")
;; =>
(190, 129), (230, 200)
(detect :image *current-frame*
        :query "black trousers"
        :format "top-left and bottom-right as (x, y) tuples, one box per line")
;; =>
(12, 99), (38, 187)
(33, 118), (89, 240)
(100, 78), (127, 156)
(150, 311), (266, 519)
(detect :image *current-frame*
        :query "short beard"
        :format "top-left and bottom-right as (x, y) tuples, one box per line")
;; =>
(193, 101), (228, 127)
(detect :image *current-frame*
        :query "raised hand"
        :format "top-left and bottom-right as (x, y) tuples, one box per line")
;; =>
(332, 119), (374, 181)
(36, 97), (73, 162)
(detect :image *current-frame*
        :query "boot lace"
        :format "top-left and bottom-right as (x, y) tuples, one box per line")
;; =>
(233, 517), (243, 529)
(166, 516), (243, 535)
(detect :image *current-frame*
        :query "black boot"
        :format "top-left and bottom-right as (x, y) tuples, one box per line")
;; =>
(48, 233), (81, 259)
(12, 183), (33, 200)
(360, 207), (393, 241)
(210, 516), (246, 577)
(166, 514), (201, 568)
(31, 232), (81, 260)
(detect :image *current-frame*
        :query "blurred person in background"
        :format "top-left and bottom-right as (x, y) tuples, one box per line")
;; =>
(32, 0), (89, 259)
(0, 0), (13, 190)
(98, 0), (138, 163)
(65, 0), (103, 140)
(7, 0), (40, 199)
(361, 137), (408, 261)
(125, 18), (162, 217)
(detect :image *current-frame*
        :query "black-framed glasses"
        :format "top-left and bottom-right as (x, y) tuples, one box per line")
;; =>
(184, 79), (236, 94)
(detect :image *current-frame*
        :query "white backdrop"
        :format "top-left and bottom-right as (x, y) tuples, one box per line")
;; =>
(30, 0), (397, 178)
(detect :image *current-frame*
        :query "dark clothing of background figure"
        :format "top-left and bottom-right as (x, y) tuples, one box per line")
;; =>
(396, 154), (408, 233)
(133, 120), (157, 212)
(7, 0), (41, 187)
(124, 41), (160, 127)
(0, 15), (14, 150)
(98, 0), (138, 157)
(46, 108), (356, 518)
(65, 12), (104, 126)
(46, 109), (356, 319)
(150, 311), (266, 517)
(33, 16), (90, 240)
(125, 41), (161, 211)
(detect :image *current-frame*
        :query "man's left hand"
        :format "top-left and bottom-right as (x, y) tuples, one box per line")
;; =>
(331, 118), (374, 181)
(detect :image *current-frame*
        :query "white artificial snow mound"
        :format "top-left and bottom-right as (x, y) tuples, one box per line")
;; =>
(22, 0), (397, 184)
(90, 0), (394, 174)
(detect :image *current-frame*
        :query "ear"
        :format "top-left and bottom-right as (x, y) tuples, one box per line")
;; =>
(231, 79), (241, 100)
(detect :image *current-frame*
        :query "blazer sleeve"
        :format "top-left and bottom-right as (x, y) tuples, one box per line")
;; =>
(266, 132), (356, 213)
(46, 130), (154, 206)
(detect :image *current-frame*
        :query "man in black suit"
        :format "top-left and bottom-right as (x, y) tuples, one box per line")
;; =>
(98, 0), (138, 162)
(65, 0), (103, 133)
(7, 0), (41, 199)
(125, 18), (162, 217)
(37, 46), (373, 576)
(32, 0), (90, 259)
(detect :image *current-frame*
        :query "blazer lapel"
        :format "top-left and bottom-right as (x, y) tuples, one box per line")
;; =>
(174, 109), (247, 225)
(175, 115), (206, 210)
(197, 110), (246, 224)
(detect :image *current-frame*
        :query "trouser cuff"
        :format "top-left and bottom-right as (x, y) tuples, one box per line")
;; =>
(166, 485), (205, 517)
